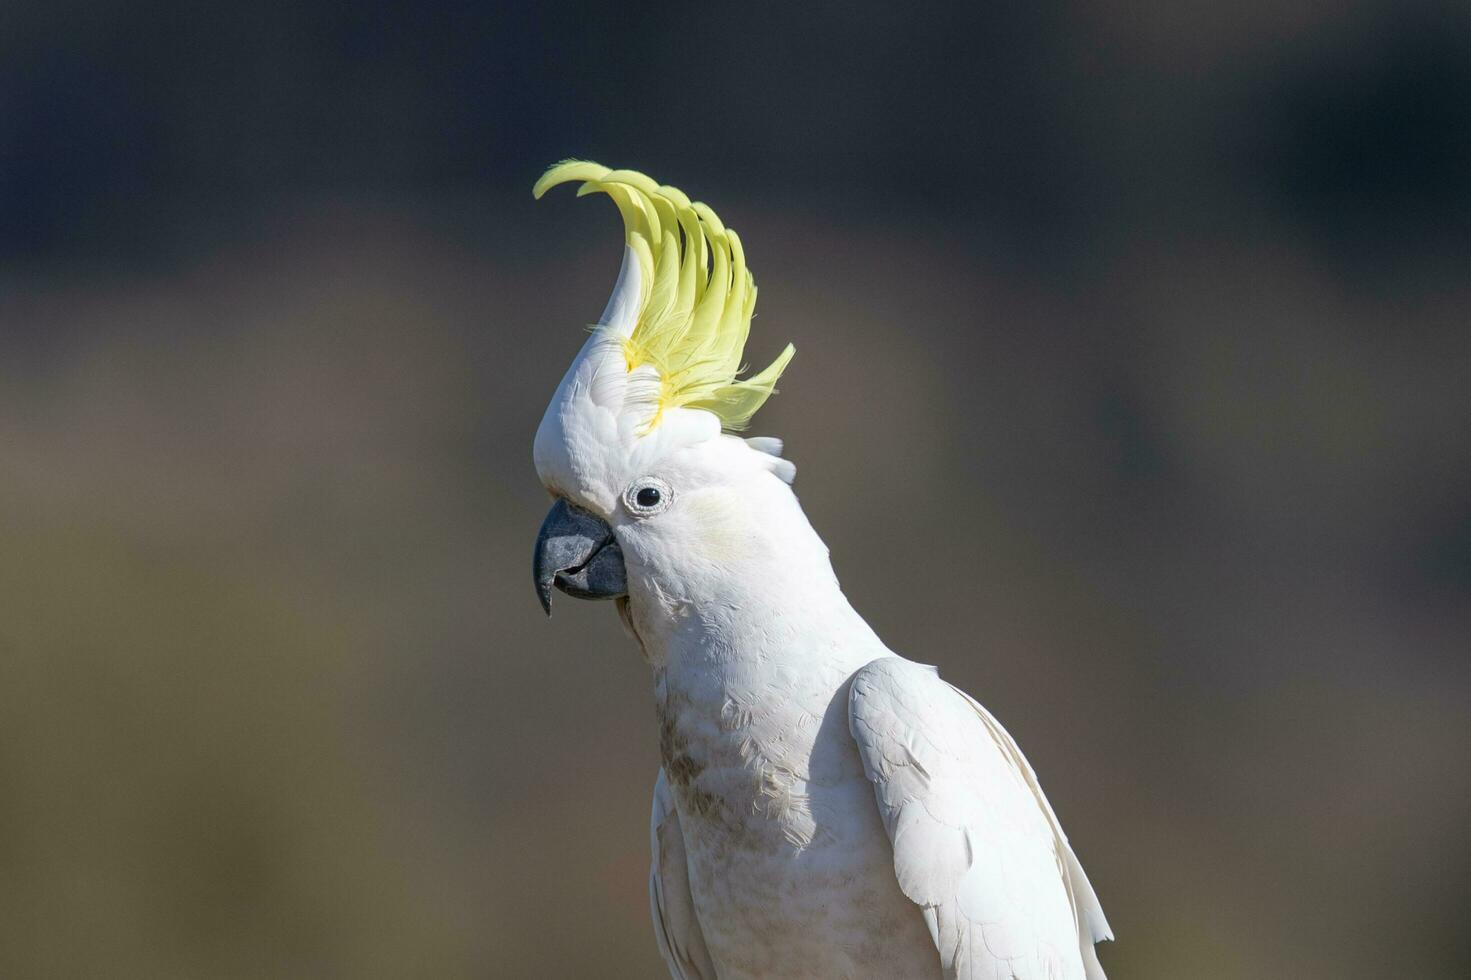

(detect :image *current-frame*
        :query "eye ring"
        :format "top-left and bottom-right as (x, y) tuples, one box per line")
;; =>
(623, 477), (673, 517)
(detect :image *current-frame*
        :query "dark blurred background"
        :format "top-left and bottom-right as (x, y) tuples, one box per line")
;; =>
(3, 2), (1470, 977)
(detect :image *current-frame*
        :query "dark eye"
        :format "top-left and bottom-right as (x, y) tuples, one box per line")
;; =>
(624, 477), (673, 516)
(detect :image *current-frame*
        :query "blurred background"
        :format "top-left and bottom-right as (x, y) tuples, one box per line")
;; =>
(3, 2), (1470, 977)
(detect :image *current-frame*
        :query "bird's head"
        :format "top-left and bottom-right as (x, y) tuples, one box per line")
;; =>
(530, 162), (799, 621)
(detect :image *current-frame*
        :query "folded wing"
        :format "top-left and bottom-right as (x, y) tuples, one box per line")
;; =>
(848, 657), (1112, 980)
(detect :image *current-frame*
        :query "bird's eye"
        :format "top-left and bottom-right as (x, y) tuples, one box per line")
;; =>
(624, 478), (673, 517)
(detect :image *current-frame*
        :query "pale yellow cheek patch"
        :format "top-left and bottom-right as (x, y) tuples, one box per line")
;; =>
(680, 492), (756, 563)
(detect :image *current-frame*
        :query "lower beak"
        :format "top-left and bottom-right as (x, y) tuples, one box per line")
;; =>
(533, 498), (627, 616)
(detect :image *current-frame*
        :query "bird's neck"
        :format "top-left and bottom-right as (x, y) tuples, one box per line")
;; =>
(624, 492), (886, 680)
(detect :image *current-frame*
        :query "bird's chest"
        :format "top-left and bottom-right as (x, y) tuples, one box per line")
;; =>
(655, 662), (857, 850)
(655, 667), (937, 980)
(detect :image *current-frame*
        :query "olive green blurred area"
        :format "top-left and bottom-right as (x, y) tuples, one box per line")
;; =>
(4, 3), (1471, 978)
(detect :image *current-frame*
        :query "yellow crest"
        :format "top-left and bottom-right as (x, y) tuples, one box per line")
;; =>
(534, 160), (794, 432)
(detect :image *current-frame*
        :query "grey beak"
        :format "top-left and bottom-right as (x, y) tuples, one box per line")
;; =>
(533, 498), (627, 616)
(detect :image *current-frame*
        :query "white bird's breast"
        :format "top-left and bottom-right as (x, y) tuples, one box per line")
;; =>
(655, 656), (940, 980)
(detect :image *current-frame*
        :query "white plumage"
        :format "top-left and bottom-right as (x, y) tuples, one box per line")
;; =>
(626, 480), (1112, 979)
(531, 162), (1113, 979)
(850, 659), (1112, 980)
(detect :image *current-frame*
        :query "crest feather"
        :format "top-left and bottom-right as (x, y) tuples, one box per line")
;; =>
(534, 159), (794, 431)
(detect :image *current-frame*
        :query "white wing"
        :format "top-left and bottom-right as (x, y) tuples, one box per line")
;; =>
(848, 657), (1113, 980)
(649, 769), (717, 980)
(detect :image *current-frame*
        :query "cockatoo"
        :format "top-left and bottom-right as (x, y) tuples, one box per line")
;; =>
(530, 161), (1113, 980)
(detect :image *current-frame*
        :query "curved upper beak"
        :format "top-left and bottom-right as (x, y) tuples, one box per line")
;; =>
(533, 498), (627, 616)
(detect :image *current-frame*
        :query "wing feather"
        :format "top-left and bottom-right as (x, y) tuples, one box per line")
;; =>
(848, 657), (1111, 980)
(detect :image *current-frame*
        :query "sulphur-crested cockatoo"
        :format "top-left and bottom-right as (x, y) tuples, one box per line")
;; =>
(531, 161), (1113, 980)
